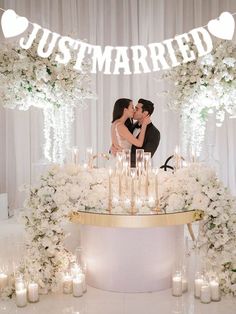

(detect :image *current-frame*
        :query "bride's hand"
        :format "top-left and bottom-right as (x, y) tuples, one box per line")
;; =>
(142, 115), (151, 126)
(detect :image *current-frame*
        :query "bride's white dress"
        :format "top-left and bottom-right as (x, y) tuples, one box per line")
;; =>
(112, 122), (131, 150)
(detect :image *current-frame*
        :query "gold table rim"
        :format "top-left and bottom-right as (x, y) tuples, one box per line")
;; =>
(70, 210), (203, 228)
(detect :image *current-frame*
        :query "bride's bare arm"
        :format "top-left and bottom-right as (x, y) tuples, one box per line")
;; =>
(117, 117), (150, 147)
(111, 124), (122, 155)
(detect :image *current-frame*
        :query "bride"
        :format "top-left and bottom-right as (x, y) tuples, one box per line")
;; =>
(111, 98), (150, 154)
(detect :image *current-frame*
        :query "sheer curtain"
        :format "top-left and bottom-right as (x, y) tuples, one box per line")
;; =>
(0, 0), (236, 212)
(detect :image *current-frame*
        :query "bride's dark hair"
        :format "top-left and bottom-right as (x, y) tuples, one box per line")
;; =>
(112, 98), (132, 123)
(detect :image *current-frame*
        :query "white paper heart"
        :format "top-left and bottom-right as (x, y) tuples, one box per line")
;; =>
(1, 9), (29, 38)
(207, 12), (235, 40)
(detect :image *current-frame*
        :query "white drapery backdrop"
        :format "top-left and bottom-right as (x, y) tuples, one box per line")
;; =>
(0, 0), (236, 212)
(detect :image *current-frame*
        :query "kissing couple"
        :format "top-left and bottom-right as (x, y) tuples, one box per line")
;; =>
(111, 98), (160, 167)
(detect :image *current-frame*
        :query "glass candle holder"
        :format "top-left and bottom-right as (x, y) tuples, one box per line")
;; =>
(136, 149), (144, 172)
(144, 152), (151, 171)
(181, 266), (188, 293)
(123, 149), (131, 169)
(172, 271), (182, 297)
(75, 246), (87, 274)
(200, 279), (211, 304)
(194, 272), (204, 298)
(72, 276), (83, 297)
(28, 281), (39, 303)
(15, 280), (27, 308)
(0, 271), (8, 290)
(63, 272), (73, 294)
(209, 275), (221, 302)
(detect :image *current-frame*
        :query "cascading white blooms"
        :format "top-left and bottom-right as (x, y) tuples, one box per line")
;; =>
(164, 39), (236, 156)
(0, 38), (95, 164)
(1, 163), (233, 296)
(161, 164), (236, 295)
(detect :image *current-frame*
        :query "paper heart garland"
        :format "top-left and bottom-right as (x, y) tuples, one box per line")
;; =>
(1, 9), (29, 38)
(207, 12), (235, 40)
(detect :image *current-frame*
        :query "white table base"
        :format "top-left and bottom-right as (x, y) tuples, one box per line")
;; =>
(81, 225), (184, 292)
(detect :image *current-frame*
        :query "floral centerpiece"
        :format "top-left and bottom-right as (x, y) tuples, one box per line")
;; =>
(163, 39), (236, 155)
(0, 38), (95, 163)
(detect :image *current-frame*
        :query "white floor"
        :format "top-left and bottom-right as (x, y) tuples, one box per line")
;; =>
(0, 218), (236, 314)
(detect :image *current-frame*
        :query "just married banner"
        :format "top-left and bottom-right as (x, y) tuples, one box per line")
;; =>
(1, 9), (235, 75)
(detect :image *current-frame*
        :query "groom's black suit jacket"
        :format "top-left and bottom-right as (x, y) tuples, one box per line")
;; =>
(125, 120), (161, 167)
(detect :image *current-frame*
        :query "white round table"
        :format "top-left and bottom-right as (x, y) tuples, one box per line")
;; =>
(71, 210), (200, 292)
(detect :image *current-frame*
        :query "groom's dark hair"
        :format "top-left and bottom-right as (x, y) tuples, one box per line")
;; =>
(112, 98), (132, 122)
(138, 99), (154, 115)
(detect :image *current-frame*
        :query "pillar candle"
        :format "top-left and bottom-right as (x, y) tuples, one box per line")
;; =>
(200, 283), (211, 304)
(210, 280), (220, 301)
(28, 282), (39, 303)
(63, 274), (73, 294)
(0, 273), (8, 289)
(194, 277), (204, 298)
(172, 273), (182, 297)
(182, 278), (188, 293)
(79, 273), (87, 293)
(73, 277), (83, 297)
(16, 288), (27, 307)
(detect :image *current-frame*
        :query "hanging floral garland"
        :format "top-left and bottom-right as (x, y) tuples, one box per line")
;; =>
(163, 39), (236, 156)
(0, 37), (95, 163)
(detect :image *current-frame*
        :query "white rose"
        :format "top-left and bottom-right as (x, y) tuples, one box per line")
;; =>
(167, 193), (185, 212)
(53, 191), (69, 205)
(191, 193), (209, 211)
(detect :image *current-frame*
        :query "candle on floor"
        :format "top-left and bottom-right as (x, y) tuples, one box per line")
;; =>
(0, 272), (8, 289)
(172, 271), (182, 297)
(28, 282), (39, 303)
(63, 273), (73, 294)
(182, 266), (188, 293)
(79, 272), (87, 293)
(200, 281), (211, 304)
(16, 287), (27, 307)
(194, 272), (204, 298)
(210, 279), (221, 301)
(73, 277), (83, 297)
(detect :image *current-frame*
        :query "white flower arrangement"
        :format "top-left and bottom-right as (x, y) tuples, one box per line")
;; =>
(160, 164), (236, 295)
(0, 38), (94, 111)
(163, 39), (236, 155)
(2, 163), (235, 296)
(0, 38), (95, 163)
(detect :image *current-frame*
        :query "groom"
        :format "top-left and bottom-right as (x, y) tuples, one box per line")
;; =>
(127, 98), (160, 167)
